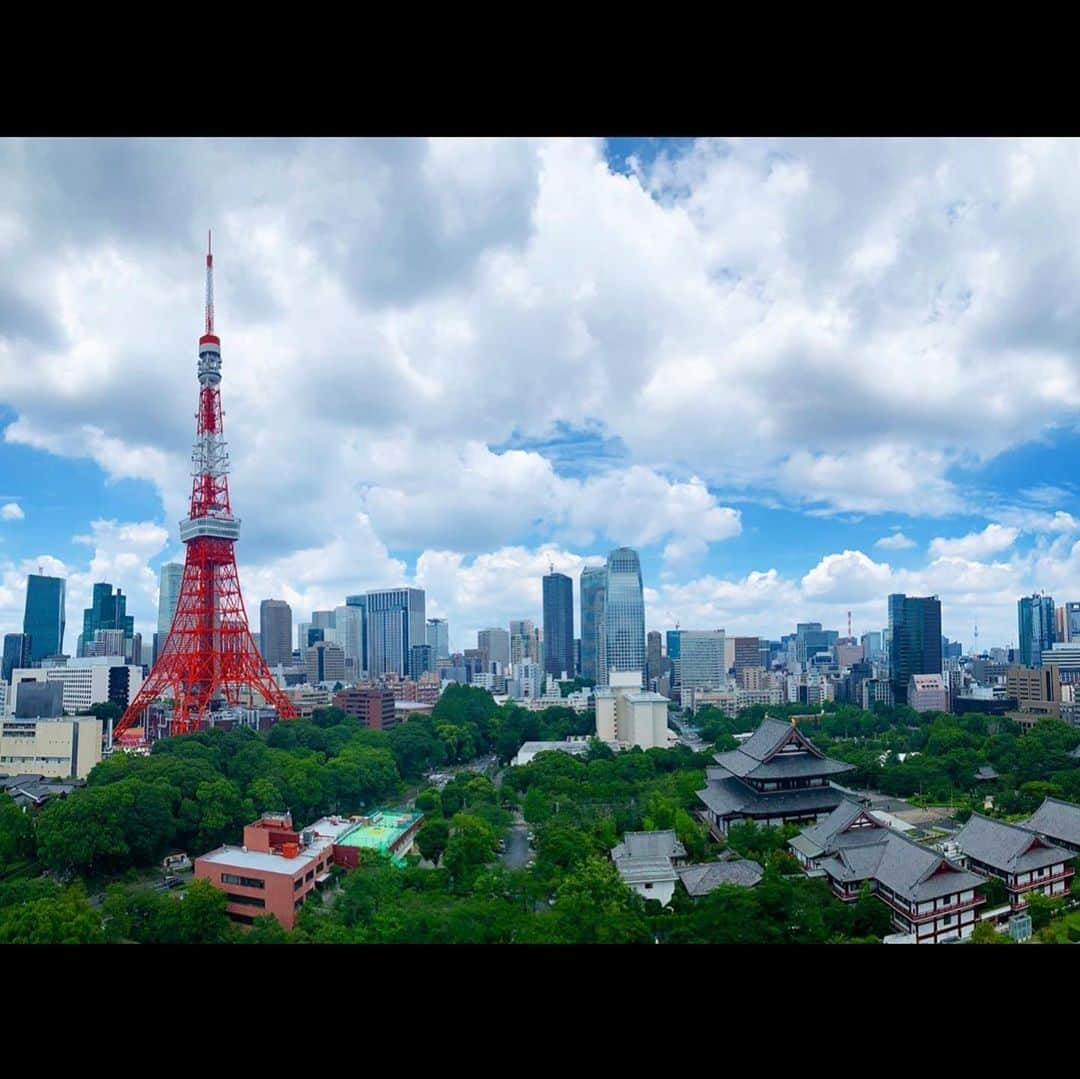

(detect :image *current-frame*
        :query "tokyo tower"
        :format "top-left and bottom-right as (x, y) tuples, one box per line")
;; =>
(113, 236), (297, 741)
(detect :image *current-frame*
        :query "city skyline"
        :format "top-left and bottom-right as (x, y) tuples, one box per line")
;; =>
(2, 138), (1080, 652)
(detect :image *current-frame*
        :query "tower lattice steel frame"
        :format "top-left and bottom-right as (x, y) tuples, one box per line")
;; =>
(113, 236), (297, 741)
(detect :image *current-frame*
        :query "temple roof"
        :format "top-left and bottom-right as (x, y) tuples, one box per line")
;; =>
(612, 830), (686, 864)
(710, 717), (853, 782)
(733, 717), (821, 762)
(1023, 797), (1080, 849)
(818, 829), (985, 903)
(954, 813), (1070, 874)
(610, 830), (684, 887)
(677, 860), (763, 895)
(794, 799), (888, 857)
(697, 774), (848, 820)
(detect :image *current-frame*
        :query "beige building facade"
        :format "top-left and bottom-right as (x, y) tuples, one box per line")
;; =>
(0, 715), (103, 778)
(595, 670), (670, 750)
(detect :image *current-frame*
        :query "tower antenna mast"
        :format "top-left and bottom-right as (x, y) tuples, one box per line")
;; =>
(114, 235), (296, 742)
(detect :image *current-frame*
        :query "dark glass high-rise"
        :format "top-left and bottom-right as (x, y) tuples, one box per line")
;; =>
(23, 573), (66, 663)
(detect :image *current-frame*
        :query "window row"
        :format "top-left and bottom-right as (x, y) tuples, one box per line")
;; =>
(226, 892), (266, 908)
(222, 872), (265, 889)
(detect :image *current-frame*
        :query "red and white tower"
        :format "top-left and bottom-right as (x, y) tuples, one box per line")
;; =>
(114, 235), (297, 741)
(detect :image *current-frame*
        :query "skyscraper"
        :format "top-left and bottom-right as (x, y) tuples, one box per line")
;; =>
(260, 599), (293, 667)
(888, 593), (942, 704)
(23, 574), (66, 663)
(2, 633), (30, 683)
(346, 595), (369, 674)
(604, 547), (645, 685)
(335, 603), (364, 676)
(646, 630), (663, 684)
(409, 643), (433, 679)
(157, 562), (184, 635)
(733, 636), (761, 680)
(478, 627), (510, 673)
(80, 582), (134, 655)
(1018, 594), (1056, 668)
(426, 617), (449, 662)
(542, 570), (574, 678)
(679, 631), (727, 693)
(1066, 601), (1080, 643)
(510, 619), (542, 669)
(366, 588), (426, 677)
(580, 565), (606, 683)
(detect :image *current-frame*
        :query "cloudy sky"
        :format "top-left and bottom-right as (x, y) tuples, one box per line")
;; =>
(1, 136), (1079, 654)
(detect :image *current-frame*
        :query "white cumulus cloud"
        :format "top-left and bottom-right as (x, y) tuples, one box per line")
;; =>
(929, 523), (1019, 560)
(875, 531), (916, 550)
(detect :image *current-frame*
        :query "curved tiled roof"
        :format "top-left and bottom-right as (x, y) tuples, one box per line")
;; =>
(954, 812), (1069, 874)
(677, 860), (764, 895)
(1023, 797), (1080, 849)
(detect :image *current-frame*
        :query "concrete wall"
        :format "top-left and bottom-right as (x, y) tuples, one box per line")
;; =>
(629, 879), (675, 906)
(0, 716), (102, 778)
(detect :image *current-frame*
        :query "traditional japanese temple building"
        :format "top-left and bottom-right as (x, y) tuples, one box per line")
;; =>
(695, 717), (855, 837)
(790, 800), (987, 944)
(953, 812), (1074, 910)
(1022, 796), (1080, 855)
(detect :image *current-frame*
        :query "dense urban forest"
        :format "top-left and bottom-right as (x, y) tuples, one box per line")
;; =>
(3, 689), (1080, 943)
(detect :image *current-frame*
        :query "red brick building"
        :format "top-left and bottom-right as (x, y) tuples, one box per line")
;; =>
(194, 812), (348, 929)
(333, 686), (397, 730)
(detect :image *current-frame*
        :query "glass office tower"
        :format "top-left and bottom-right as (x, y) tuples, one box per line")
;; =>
(888, 593), (942, 704)
(1018, 594), (1056, 668)
(604, 547), (645, 685)
(23, 574), (66, 663)
(542, 571), (574, 678)
(580, 565), (607, 683)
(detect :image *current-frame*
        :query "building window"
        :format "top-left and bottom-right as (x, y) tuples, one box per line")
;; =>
(226, 893), (266, 908)
(221, 873), (265, 889)
(294, 878), (304, 891)
(305, 870), (314, 881)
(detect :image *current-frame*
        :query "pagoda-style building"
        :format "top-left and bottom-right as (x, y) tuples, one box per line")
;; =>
(790, 800), (987, 943)
(696, 717), (855, 837)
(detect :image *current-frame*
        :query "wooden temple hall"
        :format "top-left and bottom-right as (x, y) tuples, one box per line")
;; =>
(696, 717), (855, 837)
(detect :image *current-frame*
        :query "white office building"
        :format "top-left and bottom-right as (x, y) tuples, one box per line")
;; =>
(10, 657), (144, 716)
(595, 670), (671, 751)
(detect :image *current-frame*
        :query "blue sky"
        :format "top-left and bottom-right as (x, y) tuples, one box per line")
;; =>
(1, 137), (1079, 653)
